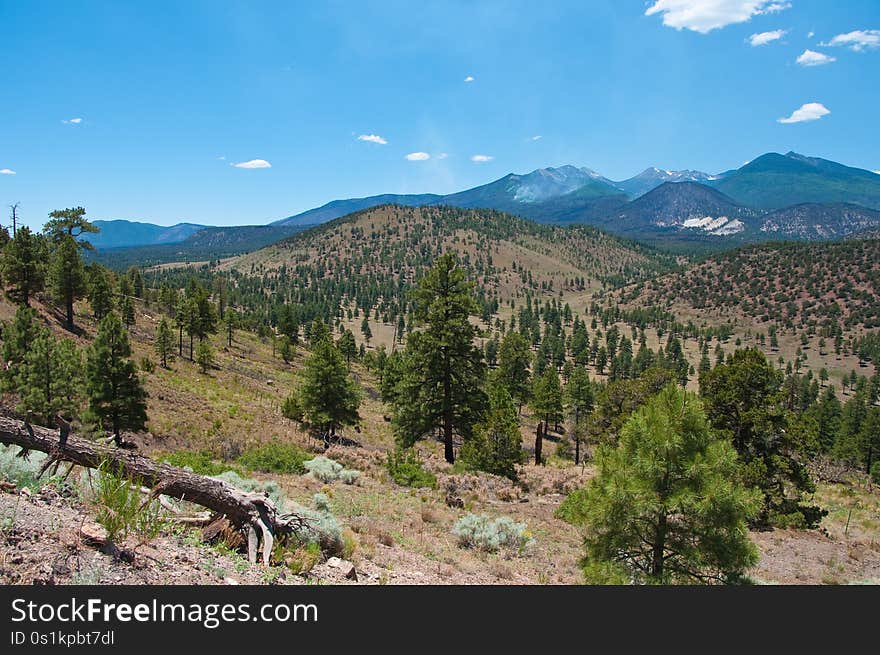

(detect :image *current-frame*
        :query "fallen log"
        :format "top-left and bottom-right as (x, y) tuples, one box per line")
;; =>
(0, 416), (307, 565)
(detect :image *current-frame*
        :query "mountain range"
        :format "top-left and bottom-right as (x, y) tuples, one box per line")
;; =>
(87, 151), (880, 262)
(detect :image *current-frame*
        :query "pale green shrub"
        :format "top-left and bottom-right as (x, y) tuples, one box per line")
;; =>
(452, 513), (533, 555)
(304, 456), (360, 485)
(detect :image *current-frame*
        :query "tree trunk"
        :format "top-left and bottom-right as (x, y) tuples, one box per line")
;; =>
(534, 421), (543, 465)
(0, 416), (305, 565)
(651, 511), (667, 580)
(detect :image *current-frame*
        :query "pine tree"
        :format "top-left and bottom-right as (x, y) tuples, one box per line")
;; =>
(17, 330), (83, 424)
(85, 313), (148, 444)
(1, 306), (40, 388)
(87, 265), (115, 320)
(700, 348), (823, 527)
(360, 316), (372, 344)
(43, 206), (98, 249)
(154, 318), (175, 368)
(224, 309), (237, 348)
(460, 383), (522, 480)
(495, 331), (531, 413)
(337, 329), (357, 364)
(297, 339), (360, 441)
(196, 338), (214, 374)
(391, 254), (487, 463)
(1, 227), (47, 306)
(565, 365), (593, 464)
(530, 366), (563, 433)
(49, 234), (86, 330)
(574, 385), (759, 584)
(119, 293), (135, 328)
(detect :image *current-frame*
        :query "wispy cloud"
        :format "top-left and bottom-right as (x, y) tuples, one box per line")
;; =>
(464, 75), (475, 83)
(357, 134), (388, 145)
(62, 117), (83, 125)
(530, 135), (543, 141)
(807, 31), (815, 39)
(796, 49), (836, 66)
(405, 152), (430, 161)
(645, 1), (790, 34)
(777, 102), (830, 124)
(471, 155), (494, 162)
(0, 168), (16, 175)
(821, 29), (880, 52)
(749, 29), (786, 46)
(436, 153), (448, 159)
(231, 159), (272, 169)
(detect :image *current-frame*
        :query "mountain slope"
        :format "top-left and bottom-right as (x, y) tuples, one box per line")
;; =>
(230, 205), (674, 306)
(759, 203), (880, 241)
(89, 224), (306, 269)
(619, 238), (880, 330)
(274, 193), (442, 226)
(604, 182), (758, 239)
(616, 168), (718, 198)
(87, 220), (207, 249)
(712, 152), (880, 210)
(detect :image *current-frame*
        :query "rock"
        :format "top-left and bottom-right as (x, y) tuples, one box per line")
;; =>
(224, 577), (239, 585)
(325, 556), (358, 580)
(19, 487), (31, 498)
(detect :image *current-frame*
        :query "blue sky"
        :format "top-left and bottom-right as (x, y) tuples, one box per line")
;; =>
(1, 0), (878, 229)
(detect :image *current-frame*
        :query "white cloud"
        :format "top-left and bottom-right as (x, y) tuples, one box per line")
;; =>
(822, 29), (880, 52)
(807, 31), (815, 38)
(796, 49), (836, 66)
(777, 102), (830, 124)
(436, 153), (449, 159)
(749, 29), (786, 46)
(874, 170), (880, 175)
(62, 117), (83, 124)
(464, 75), (475, 82)
(471, 155), (494, 162)
(530, 135), (543, 141)
(357, 134), (388, 145)
(0, 168), (16, 175)
(645, 1), (790, 34)
(405, 152), (430, 161)
(231, 159), (272, 169)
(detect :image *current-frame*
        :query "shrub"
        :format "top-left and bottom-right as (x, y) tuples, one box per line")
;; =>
(237, 442), (308, 474)
(871, 462), (880, 486)
(304, 456), (360, 484)
(555, 488), (591, 526)
(161, 449), (233, 476)
(452, 513), (532, 555)
(89, 462), (166, 546)
(0, 445), (57, 490)
(386, 448), (437, 488)
(139, 357), (155, 374)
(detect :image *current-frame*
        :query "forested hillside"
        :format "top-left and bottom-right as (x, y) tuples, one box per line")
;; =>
(1, 204), (879, 586)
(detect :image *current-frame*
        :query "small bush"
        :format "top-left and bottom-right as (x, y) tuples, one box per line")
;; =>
(452, 513), (532, 555)
(211, 470), (286, 507)
(283, 542), (322, 575)
(871, 462), (880, 486)
(139, 356), (155, 374)
(89, 462), (166, 546)
(0, 445), (57, 490)
(237, 442), (308, 475)
(304, 457), (360, 485)
(386, 448), (437, 489)
(161, 450), (233, 476)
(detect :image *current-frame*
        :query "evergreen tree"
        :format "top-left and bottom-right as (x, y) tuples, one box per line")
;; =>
(85, 313), (148, 444)
(49, 234), (86, 330)
(1, 227), (47, 306)
(391, 254), (487, 463)
(495, 331), (531, 413)
(196, 338), (214, 374)
(87, 265), (115, 320)
(1, 306), (40, 387)
(565, 365), (594, 464)
(337, 329), (357, 364)
(530, 366), (563, 433)
(574, 385), (759, 584)
(119, 293), (135, 328)
(43, 206), (98, 249)
(297, 338), (361, 440)
(224, 309), (237, 347)
(17, 330), (83, 424)
(460, 383), (522, 480)
(360, 316), (372, 344)
(154, 318), (175, 368)
(700, 348), (823, 527)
